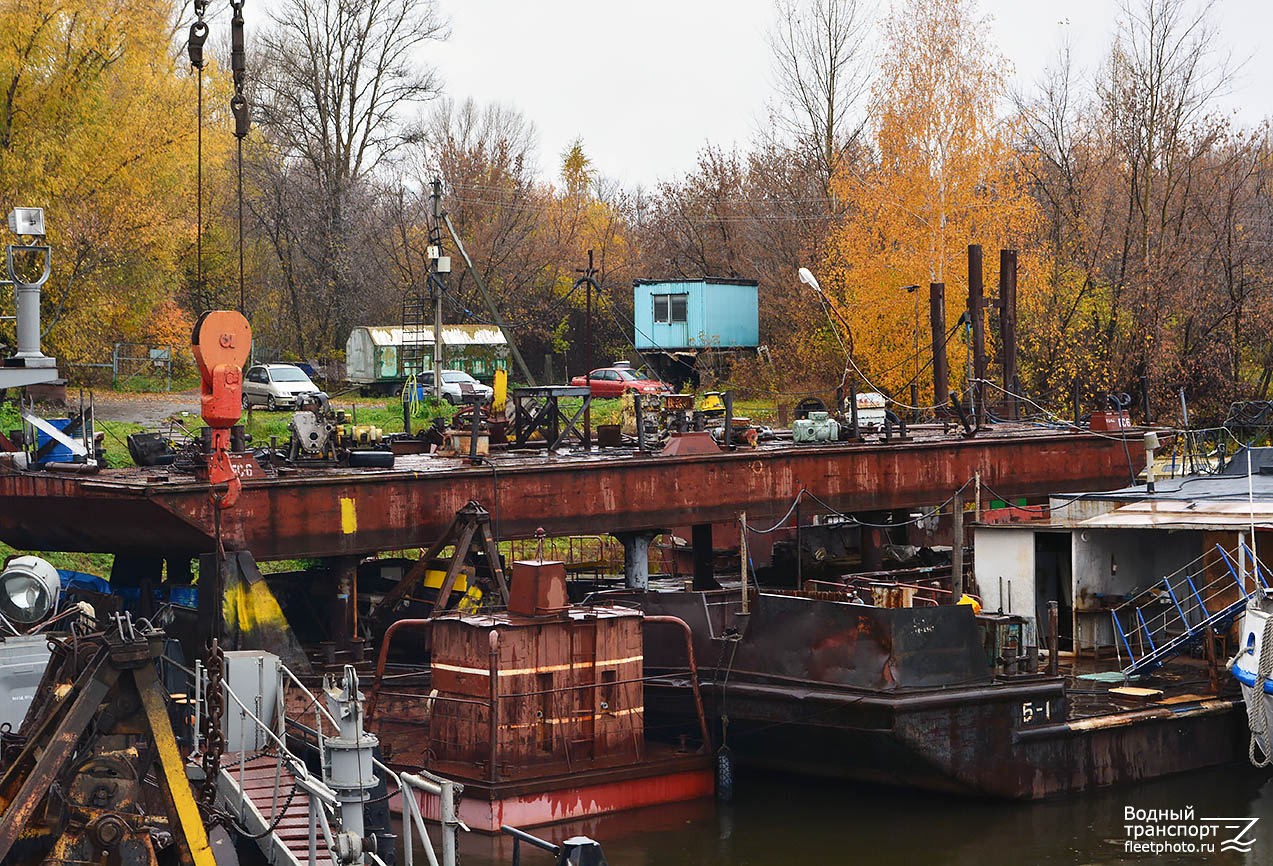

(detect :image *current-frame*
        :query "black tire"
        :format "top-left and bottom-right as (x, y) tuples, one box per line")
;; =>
(241, 393), (250, 410)
(794, 396), (827, 420)
(267, 394), (277, 411)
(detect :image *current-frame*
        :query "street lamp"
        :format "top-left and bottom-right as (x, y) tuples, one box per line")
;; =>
(798, 267), (821, 293)
(5, 207), (53, 369)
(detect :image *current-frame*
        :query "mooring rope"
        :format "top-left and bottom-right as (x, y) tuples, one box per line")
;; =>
(1247, 612), (1273, 767)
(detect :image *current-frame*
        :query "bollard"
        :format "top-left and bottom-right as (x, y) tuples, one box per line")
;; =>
(634, 395), (645, 451)
(723, 391), (733, 448)
(1048, 601), (1059, 677)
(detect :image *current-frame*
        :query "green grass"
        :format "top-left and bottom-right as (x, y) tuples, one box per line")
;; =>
(96, 420), (148, 467)
(110, 373), (201, 393)
(0, 541), (113, 577)
(404, 396), (459, 423)
(241, 400), (409, 440)
(733, 399), (782, 425)
(554, 397), (626, 426)
(10, 389), (793, 470)
(0, 400), (19, 434)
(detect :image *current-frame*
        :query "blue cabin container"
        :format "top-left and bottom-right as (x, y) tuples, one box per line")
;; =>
(632, 278), (759, 352)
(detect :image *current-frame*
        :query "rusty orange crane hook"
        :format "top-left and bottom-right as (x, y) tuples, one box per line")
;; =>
(191, 310), (251, 509)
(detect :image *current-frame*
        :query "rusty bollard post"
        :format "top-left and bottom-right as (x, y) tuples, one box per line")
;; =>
(1048, 601), (1060, 677)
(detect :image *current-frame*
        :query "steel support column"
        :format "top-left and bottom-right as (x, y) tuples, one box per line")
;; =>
(968, 245), (986, 425)
(859, 514), (888, 573)
(999, 250), (1018, 420)
(615, 531), (657, 591)
(328, 555), (360, 644)
(930, 283), (947, 408)
(691, 524), (718, 590)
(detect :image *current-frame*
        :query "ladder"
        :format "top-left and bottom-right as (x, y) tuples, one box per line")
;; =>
(1112, 542), (1268, 676)
(401, 282), (432, 382)
(218, 755), (334, 866)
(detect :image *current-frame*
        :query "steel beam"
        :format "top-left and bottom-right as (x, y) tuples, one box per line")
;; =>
(0, 432), (1146, 561)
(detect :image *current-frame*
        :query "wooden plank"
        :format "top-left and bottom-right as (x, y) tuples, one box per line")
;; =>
(1155, 693), (1211, 705)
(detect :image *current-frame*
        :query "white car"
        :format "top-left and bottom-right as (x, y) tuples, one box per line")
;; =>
(242, 363), (320, 411)
(417, 370), (494, 404)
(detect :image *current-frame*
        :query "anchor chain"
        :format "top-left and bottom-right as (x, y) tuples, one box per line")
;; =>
(199, 638), (226, 807)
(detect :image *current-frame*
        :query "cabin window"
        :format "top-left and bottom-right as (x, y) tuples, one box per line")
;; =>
(653, 293), (688, 324)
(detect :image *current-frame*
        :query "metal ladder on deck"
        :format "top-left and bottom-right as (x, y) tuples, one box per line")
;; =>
(178, 655), (464, 866)
(1112, 542), (1268, 677)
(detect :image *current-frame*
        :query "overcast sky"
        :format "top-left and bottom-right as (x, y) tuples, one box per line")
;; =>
(429, 0), (1271, 188)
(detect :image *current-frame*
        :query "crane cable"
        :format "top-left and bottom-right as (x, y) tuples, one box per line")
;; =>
(230, 0), (249, 314)
(187, 1), (208, 306)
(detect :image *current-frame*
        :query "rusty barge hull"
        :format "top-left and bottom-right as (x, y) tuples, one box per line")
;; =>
(0, 428), (1142, 560)
(629, 591), (1246, 799)
(662, 681), (1245, 799)
(393, 755), (715, 833)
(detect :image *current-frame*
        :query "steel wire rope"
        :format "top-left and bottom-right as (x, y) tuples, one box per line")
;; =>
(809, 275), (972, 413)
(599, 281), (944, 401)
(742, 478), (977, 536)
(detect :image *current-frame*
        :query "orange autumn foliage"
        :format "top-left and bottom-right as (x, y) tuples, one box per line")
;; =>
(823, 0), (1045, 407)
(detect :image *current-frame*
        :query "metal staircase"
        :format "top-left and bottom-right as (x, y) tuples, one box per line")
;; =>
(1112, 542), (1269, 677)
(179, 654), (464, 866)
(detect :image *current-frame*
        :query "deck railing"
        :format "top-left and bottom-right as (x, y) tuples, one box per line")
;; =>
(1111, 541), (1268, 676)
(172, 654), (463, 866)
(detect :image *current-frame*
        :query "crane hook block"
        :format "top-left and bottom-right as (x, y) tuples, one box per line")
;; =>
(187, 21), (208, 69)
(192, 310), (250, 430)
(231, 94), (250, 140)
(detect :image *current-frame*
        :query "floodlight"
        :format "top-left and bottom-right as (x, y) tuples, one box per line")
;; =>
(0, 555), (60, 624)
(798, 267), (821, 293)
(7, 208), (45, 238)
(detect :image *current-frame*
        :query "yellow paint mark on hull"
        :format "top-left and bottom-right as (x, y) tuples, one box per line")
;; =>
(341, 497), (357, 534)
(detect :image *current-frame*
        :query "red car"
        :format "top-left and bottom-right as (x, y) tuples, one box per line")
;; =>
(569, 366), (669, 398)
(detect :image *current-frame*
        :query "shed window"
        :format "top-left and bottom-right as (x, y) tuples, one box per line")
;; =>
(653, 293), (688, 324)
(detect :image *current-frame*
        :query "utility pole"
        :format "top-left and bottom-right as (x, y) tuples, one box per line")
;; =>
(576, 249), (596, 376)
(429, 178), (446, 401)
(573, 251), (599, 445)
(443, 212), (537, 386)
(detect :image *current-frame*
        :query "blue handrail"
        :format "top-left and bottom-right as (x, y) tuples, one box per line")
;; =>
(1113, 543), (1256, 676)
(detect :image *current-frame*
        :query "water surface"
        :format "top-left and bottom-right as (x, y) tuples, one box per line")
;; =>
(415, 763), (1273, 865)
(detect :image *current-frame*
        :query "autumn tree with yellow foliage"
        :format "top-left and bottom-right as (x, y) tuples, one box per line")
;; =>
(0, 0), (215, 369)
(823, 0), (1043, 407)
